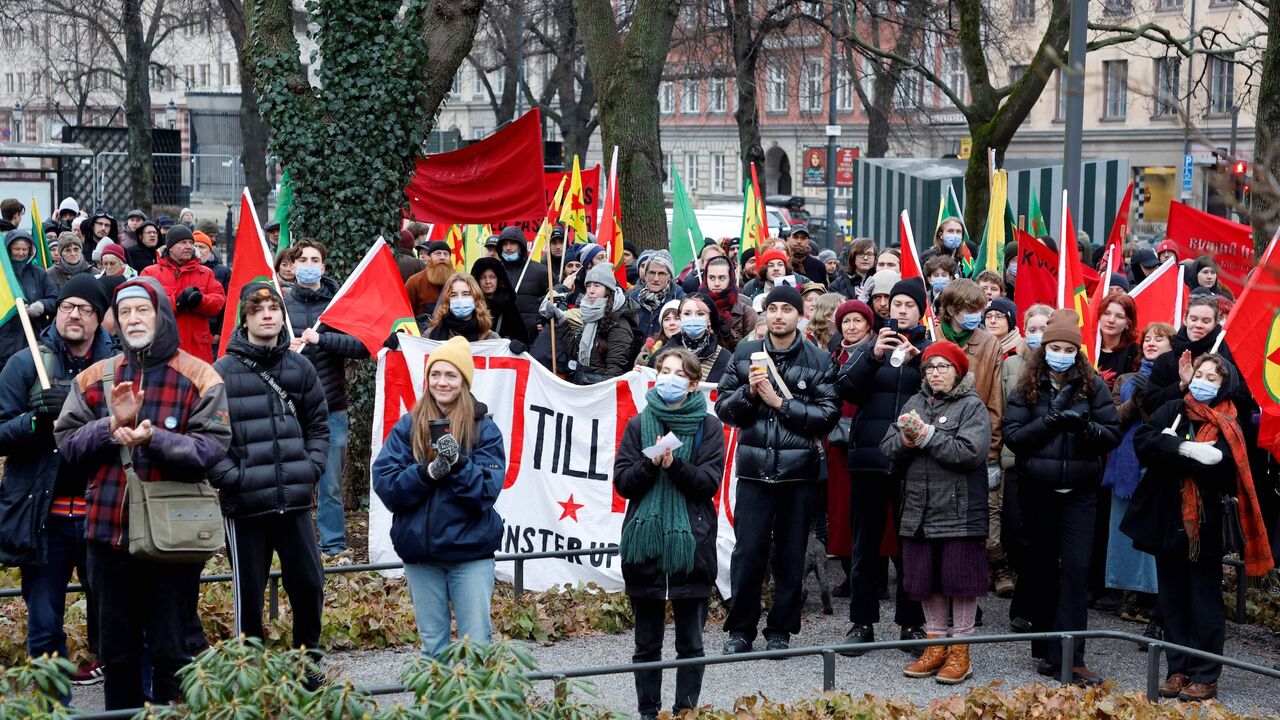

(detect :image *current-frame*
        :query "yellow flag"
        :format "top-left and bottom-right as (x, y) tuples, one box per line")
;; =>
(463, 224), (491, 271)
(558, 155), (590, 243)
(983, 169), (1008, 273)
(531, 176), (569, 263)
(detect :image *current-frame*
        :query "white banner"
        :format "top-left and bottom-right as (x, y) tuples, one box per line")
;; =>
(369, 336), (740, 596)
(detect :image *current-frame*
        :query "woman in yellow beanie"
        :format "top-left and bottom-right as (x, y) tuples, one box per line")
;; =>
(372, 335), (506, 657)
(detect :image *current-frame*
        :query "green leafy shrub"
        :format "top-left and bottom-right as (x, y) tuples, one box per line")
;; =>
(0, 655), (76, 719)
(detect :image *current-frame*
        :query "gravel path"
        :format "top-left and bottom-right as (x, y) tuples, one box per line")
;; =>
(64, 563), (1280, 717)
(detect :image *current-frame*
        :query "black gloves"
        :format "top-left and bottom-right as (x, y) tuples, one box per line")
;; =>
(1045, 385), (1076, 429)
(1058, 408), (1090, 431)
(383, 333), (401, 351)
(176, 286), (203, 310)
(30, 384), (70, 424)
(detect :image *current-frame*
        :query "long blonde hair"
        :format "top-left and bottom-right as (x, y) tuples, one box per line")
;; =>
(427, 273), (494, 337)
(410, 366), (478, 462)
(808, 293), (844, 348)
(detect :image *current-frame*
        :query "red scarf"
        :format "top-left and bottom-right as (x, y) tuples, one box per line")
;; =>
(1183, 394), (1274, 577)
(700, 265), (739, 331)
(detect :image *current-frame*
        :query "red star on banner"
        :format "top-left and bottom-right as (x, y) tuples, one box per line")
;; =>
(558, 494), (584, 522)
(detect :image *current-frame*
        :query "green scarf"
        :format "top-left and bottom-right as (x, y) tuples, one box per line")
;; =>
(619, 389), (707, 575)
(940, 321), (973, 347)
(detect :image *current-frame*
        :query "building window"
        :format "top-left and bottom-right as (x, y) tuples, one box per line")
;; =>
(472, 127), (487, 140)
(1009, 64), (1028, 85)
(684, 154), (700, 192)
(1014, 0), (1035, 21)
(1102, 60), (1127, 119)
(860, 55), (876, 102)
(712, 154), (726, 194)
(894, 69), (921, 109)
(681, 72), (700, 114)
(660, 66), (675, 114)
(1156, 0), (1182, 8)
(679, 3), (697, 27)
(708, 76), (726, 113)
(199, 64), (209, 87)
(801, 59), (823, 113)
(4, 74), (12, 93)
(1208, 55), (1234, 114)
(472, 67), (485, 99)
(663, 152), (673, 192)
(836, 63), (853, 111)
(767, 63), (787, 112)
(30, 71), (39, 93)
(493, 68), (507, 97)
(220, 63), (233, 87)
(802, 1), (825, 17)
(942, 48), (967, 104)
(451, 70), (461, 94)
(1153, 57), (1179, 116)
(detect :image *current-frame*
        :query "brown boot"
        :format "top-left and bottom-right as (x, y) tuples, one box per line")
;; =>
(903, 635), (948, 678)
(936, 643), (972, 685)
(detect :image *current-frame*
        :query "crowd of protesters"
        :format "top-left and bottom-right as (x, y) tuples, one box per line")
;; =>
(0, 197), (1275, 715)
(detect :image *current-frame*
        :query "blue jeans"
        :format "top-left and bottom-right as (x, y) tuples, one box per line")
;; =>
(21, 515), (95, 661)
(316, 410), (349, 554)
(403, 558), (495, 658)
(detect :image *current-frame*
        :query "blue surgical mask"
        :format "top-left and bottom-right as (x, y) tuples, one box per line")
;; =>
(1189, 378), (1220, 403)
(1007, 263), (1018, 278)
(1045, 349), (1077, 372)
(294, 265), (322, 285)
(930, 277), (950, 293)
(1024, 332), (1042, 349)
(680, 316), (708, 339)
(942, 233), (963, 250)
(961, 312), (983, 331)
(501, 251), (520, 262)
(449, 297), (475, 319)
(654, 373), (689, 404)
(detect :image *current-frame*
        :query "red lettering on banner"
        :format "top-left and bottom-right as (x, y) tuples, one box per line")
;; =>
(719, 427), (738, 528)
(381, 350), (415, 442)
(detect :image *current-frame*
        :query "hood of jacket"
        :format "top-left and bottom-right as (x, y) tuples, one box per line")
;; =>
(112, 276), (181, 368)
(471, 257), (518, 302)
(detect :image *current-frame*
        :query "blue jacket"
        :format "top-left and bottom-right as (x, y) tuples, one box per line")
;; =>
(0, 324), (113, 566)
(372, 401), (505, 564)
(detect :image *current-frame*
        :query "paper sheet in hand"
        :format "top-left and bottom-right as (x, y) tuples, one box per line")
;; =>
(642, 432), (684, 460)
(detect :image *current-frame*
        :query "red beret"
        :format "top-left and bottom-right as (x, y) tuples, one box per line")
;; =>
(920, 340), (969, 378)
(834, 299), (873, 329)
(99, 242), (126, 262)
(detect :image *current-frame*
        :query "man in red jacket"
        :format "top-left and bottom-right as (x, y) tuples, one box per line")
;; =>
(141, 225), (226, 362)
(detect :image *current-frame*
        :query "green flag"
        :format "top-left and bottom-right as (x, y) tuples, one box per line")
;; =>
(1027, 188), (1048, 238)
(669, 164), (703, 276)
(274, 170), (293, 253)
(936, 184), (973, 274)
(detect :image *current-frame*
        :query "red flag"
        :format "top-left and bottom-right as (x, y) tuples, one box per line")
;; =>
(1058, 196), (1098, 363)
(1130, 259), (1188, 331)
(898, 211), (935, 335)
(1100, 180), (1132, 273)
(405, 109), (546, 226)
(597, 147), (627, 287)
(318, 238), (420, 354)
(219, 189), (286, 356)
(1164, 201), (1254, 296)
(1013, 228), (1058, 328)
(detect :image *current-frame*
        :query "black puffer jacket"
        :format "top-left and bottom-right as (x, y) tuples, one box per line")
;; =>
(1142, 324), (1243, 418)
(210, 327), (330, 518)
(283, 277), (371, 412)
(1002, 373), (1122, 490)
(499, 239), (549, 339)
(614, 413), (724, 599)
(839, 323), (934, 475)
(714, 334), (840, 483)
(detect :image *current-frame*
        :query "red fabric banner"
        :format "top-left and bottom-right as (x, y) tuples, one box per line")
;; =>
(1225, 230), (1280, 458)
(1014, 229), (1058, 330)
(219, 190), (282, 357)
(1130, 260), (1187, 331)
(405, 109), (546, 226)
(1164, 201), (1254, 297)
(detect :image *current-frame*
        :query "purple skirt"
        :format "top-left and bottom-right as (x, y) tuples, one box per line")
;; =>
(901, 537), (987, 601)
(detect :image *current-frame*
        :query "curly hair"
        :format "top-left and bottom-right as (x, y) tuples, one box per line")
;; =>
(426, 272), (494, 336)
(1013, 345), (1100, 405)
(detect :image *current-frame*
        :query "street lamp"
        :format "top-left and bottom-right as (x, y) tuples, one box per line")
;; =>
(165, 99), (177, 129)
(11, 102), (23, 143)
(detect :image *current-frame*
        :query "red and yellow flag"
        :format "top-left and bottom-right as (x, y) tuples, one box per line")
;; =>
(1057, 192), (1097, 363)
(558, 155), (590, 243)
(219, 189), (288, 357)
(597, 147), (627, 287)
(531, 176), (568, 263)
(319, 237), (420, 354)
(740, 162), (768, 260)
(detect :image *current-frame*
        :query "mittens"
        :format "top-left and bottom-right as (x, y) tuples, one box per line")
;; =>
(897, 410), (926, 444)
(1177, 441), (1223, 466)
(436, 433), (460, 465)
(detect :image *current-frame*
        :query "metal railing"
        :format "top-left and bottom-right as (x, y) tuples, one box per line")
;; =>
(71, 630), (1280, 720)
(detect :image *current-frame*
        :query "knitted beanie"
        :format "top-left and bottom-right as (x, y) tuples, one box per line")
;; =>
(1042, 308), (1083, 348)
(426, 335), (475, 387)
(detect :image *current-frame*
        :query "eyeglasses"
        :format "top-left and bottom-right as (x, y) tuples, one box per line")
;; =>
(922, 363), (954, 374)
(57, 301), (96, 317)
(857, 251), (876, 258)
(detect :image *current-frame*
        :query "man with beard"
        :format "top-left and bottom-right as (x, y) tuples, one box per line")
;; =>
(83, 211), (118, 261)
(54, 276), (231, 710)
(283, 240), (369, 558)
(740, 248), (758, 283)
(0, 230), (58, 367)
(46, 233), (95, 289)
(700, 255), (755, 349)
(628, 249), (683, 341)
(405, 240), (454, 322)
(471, 256), (531, 345)
(495, 225), (549, 338)
(786, 226), (826, 281)
(141, 225), (227, 363)
(545, 225), (567, 280)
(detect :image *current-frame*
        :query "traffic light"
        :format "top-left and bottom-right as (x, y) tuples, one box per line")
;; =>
(1234, 160), (1250, 201)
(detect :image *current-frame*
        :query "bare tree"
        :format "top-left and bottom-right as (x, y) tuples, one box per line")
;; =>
(215, 0), (271, 223)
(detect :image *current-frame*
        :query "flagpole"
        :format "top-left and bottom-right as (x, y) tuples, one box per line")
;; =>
(1173, 263), (1187, 330)
(1093, 251), (1113, 365)
(1057, 189), (1068, 309)
(15, 298), (49, 390)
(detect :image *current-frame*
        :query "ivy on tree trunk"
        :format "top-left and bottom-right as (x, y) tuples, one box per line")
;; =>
(572, 0), (679, 251)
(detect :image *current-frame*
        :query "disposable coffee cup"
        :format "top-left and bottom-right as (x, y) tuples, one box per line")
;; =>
(889, 345), (908, 368)
(750, 351), (768, 374)
(427, 418), (452, 447)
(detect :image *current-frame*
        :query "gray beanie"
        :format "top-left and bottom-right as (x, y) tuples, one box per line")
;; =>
(647, 249), (675, 276)
(585, 262), (618, 292)
(817, 249), (837, 264)
(869, 269), (902, 297)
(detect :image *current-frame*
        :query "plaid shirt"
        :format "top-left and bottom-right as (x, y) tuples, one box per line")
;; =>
(54, 351), (231, 549)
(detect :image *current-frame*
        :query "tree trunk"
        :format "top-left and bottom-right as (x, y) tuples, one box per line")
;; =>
(218, 0), (271, 223)
(122, 0), (154, 213)
(731, 0), (764, 177)
(1252, 0), (1279, 255)
(419, 0), (485, 137)
(574, 0), (678, 251)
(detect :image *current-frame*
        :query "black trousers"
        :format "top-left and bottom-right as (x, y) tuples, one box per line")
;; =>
(226, 510), (324, 651)
(1001, 468), (1034, 622)
(85, 541), (201, 710)
(1156, 550), (1225, 683)
(631, 596), (708, 716)
(724, 480), (814, 641)
(1025, 486), (1095, 667)
(848, 470), (923, 628)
